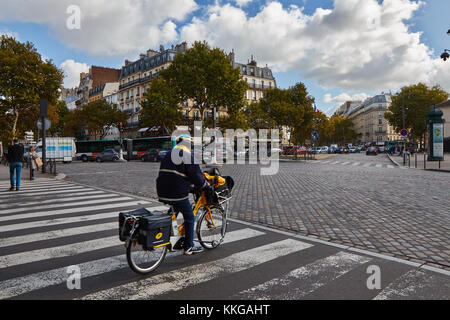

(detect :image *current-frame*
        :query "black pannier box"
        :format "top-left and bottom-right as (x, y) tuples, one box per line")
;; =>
(119, 208), (153, 242)
(139, 214), (172, 249)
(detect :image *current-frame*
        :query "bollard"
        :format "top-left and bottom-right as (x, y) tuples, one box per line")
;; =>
(424, 153), (426, 170)
(415, 153), (417, 168)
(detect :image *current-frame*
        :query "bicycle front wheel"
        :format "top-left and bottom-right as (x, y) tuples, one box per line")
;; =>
(126, 239), (168, 275)
(196, 206), (227, 249)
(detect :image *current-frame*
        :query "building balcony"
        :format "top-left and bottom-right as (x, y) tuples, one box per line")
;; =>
(247, 83), (272, 90)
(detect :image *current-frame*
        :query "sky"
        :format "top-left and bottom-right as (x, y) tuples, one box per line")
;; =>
(0, 0), (449, 116)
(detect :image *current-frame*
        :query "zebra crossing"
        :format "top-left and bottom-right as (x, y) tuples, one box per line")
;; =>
(310, 159), (406, 169)
(0, 178), (448, 300)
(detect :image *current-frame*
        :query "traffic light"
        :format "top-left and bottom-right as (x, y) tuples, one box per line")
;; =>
(119, 122), (123, 132)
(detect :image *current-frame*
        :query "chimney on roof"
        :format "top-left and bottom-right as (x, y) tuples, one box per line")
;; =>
(125, 59), (130, 66)
(228, 49), (235, 63)
(140, 54), (146, 59)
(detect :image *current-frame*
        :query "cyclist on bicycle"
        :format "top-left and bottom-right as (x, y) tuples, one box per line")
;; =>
(156, 134), (211, 255)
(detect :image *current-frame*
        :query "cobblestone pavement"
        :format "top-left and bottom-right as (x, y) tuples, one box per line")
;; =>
(58, 153), (450, 271)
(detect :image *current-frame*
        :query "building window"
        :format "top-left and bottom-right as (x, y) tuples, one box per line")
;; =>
(252, 91), (257, 100)
(378, 119), (382, 125)
(245, 91), (249, 100)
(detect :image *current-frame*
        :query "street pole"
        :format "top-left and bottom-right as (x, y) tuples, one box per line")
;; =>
(211, 107), (218, 165)
(40, 99), (48, 174)
(402, 95), (406, 165)
(41, 115), (47, 173)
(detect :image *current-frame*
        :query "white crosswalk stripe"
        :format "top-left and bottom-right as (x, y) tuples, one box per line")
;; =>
(235, 251), (371, 299)
(0, 196), (133, 216)
(0, 192), (109, 209)
(373, 270), (449, 300)
(79, 239), (312, 300)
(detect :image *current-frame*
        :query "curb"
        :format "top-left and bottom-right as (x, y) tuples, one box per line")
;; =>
(386, 153), (402, 167)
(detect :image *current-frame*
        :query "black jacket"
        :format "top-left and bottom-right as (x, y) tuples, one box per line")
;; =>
(7, 144), (24, 163)
(156, 145), (207, 202)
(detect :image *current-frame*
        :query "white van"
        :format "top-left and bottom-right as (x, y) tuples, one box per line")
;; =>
(35, 137), (76, 163)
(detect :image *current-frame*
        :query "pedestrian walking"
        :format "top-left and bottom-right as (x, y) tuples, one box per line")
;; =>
(7, 139), (24, 191)
(29, 145), (39, 180)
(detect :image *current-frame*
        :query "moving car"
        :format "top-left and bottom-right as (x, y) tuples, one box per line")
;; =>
(366, 146), (378, 155)
(95, 149), (119, 162)
(141, 149), (170, 162)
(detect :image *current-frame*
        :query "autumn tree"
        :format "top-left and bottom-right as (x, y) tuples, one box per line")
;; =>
(0, 35), (63, 144)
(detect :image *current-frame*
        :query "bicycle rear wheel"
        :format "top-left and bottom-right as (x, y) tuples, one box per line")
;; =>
(126, 239), (168, 275)
(196, 206), (227, 249)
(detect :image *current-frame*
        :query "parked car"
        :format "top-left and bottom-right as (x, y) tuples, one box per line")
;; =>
(309, 147), (320, 154)
(348, 146), (360, 153)
(95, 149), (119, 162)
(366, 146), (378, 155)
(336, 146), (349, 154)
(318, 146), (328, 154)
(141, 149), (170, 162)
(378, 146), (386, 153)
(328, 145), (338, 153)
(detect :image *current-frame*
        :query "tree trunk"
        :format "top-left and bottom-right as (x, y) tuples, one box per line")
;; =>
(12, 110), (19, 139)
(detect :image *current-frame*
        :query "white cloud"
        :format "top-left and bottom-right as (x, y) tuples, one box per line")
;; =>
(324, 92), (370, 104)
(60, 59), (89, 88)
(0, 0), (198, 56)
(180, 0), (450, 93)
(234, 0), (254, 7)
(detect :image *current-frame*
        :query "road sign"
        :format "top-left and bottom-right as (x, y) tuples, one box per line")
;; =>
(37, 118), (51, 131)
(400, 129), (408, 137)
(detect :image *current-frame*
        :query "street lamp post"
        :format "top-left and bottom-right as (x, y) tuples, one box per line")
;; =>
(440, 29), (450, 61)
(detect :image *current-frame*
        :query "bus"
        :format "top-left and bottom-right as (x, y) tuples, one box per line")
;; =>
(75, 136), (176, 162)
(126, 136), (175, 160)
(75, 139), (122, 162)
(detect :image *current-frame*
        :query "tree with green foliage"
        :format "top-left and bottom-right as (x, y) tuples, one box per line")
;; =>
(288, 83), (316, 144)
(385, 83), (448, 146)
(140, 78), (183, 134)
(0, 35), (63, 143)
(160, 41), (247, 127)
(64, 100), (127, 140)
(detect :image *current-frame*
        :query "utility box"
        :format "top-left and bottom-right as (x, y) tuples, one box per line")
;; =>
(35, 137), (76, 162)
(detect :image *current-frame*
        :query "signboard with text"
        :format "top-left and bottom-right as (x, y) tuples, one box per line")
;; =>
(433, 123), (444, 158)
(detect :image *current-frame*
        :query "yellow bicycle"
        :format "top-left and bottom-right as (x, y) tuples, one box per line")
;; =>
(120, 169), (233, 275)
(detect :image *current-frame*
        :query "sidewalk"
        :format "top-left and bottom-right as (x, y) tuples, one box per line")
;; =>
(0, 163), (58, 183)
(387, 152), (450, 172)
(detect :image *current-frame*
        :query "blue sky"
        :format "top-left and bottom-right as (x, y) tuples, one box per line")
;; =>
(0, 0), (449, 115)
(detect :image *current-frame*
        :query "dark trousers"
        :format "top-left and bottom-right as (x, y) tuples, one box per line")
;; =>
(172, 198), (195, 250)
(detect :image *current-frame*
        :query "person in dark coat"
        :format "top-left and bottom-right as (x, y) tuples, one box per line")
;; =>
(156, 134), (211, 255)
(7, 139), (24, 191)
